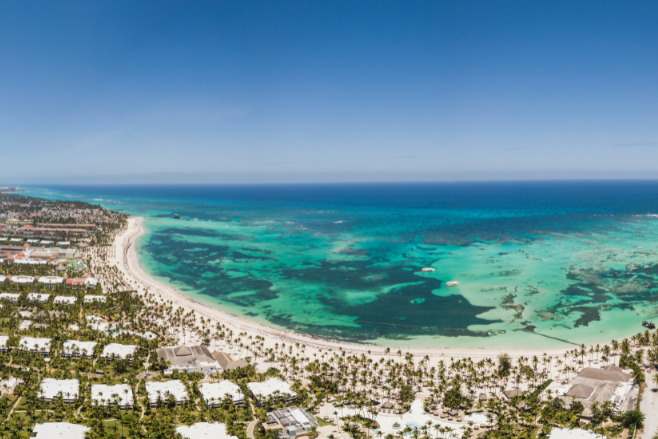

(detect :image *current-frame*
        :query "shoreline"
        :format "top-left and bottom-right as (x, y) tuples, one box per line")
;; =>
(111, 216), (574, 361)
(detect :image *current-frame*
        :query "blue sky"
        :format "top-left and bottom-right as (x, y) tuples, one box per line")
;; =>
(1, 0), (657, 183)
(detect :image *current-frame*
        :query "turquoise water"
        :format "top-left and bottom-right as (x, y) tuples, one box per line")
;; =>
(20, 182), (658, 349)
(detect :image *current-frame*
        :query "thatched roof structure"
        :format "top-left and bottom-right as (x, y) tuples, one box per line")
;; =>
(576, 365), (630, 383)
(503, 389), (524, 399)
(566, 384), (594, 399)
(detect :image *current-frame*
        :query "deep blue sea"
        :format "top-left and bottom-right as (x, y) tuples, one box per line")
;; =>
(21, 181), (658, 348)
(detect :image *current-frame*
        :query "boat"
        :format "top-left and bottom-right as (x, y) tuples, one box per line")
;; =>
(445, 281), (459, 287)
(421, 267), (435, 272)
(173, 213), (180, 219)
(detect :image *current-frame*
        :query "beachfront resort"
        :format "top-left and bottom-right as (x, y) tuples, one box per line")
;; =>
(0, 193), (656, 438)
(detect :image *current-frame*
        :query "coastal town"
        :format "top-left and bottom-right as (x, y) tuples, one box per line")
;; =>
(0, 193), (656, 439)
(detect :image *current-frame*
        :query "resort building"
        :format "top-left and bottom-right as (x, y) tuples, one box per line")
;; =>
(101, 343), (138, 362)
(39, 378), (80, 403)
(10, 275), (35, 284)
(85, 277), (99, 287)
(19, 337), (52, 356)
(545, 364), (638, 419)
(248, 378), (297, 406)
(62, 340), (97, 359)
(199, 380), (245, 407)
(67, 278), (87, 288)
(84, 295), (107, 303)
(0, 293), (20, 302)
(27, 292), (50, 303)
(120, 329), (157, 341)
(214, 351), (249, 370)
(0, 335), (9, 353)
(176, 422), (238, 439)
(54, 295), (77, 305)
(32, 422), (90, 439)
(156, 345), (223, 374)
(13, 258), (47, 265)
(91, 384), (134, 408)
(548, 427), (607, 439)
(0, 377), (24, 395)
(38, 276), (65, 286)
(145, 380), (190, 407)
(18, 320), (32, 331)
(265, 407), (319, 439)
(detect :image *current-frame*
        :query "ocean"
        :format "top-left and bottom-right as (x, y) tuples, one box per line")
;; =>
(20, 181), (658, 349)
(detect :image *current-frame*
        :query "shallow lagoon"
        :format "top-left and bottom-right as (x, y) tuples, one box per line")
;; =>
(23, 182), (658, 348)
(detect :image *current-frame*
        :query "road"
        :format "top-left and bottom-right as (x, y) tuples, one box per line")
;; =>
(640, 370), (658, 438)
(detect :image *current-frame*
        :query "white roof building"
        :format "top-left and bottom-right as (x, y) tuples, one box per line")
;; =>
(85, 277), (99, 287)
(27, 293), (50, 303)
(86, 315), (103, 323)
(13, 259), (47, 265)
(101, 343), (138, 360)
(38, 276), (64, 285)
(0, 275), (6, 282)
(199, 381), (244, 406)
(84, 295), (106, 303)
(116, 329), (158, 341)
(89, 321), (113, 332)
(85, 315), (115, 332)
(549, 428), (607, 439)
(40, 240), (54, 245)
(0, 335), (9, 351)
(145, 380), (189, 406)
(176, 422), (238, 439)
(0, 293), (20, 302)
(10, 275), (35, 283)
(33, 422), (90, 439)
(62, 340), (97, 358)
(19, 337), (52, 354)
(91, 384), (134, 408)
(54, 296), (77, 305)
(248, 378), (296, 405)
(39, 378), (79, 402)
(18, 320), (32, 331)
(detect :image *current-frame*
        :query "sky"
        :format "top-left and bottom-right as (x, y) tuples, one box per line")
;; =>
(1, 0), (658, 183)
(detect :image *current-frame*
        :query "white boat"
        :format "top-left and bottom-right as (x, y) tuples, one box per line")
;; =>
(445, 281), (459, 287)
(421, 267), (435, 272)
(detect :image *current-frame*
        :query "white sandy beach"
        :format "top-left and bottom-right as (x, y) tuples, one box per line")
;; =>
(107, 216), (576, 364)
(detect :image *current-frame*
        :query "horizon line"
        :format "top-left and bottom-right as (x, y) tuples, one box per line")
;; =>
(12, 177), (658, 187)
